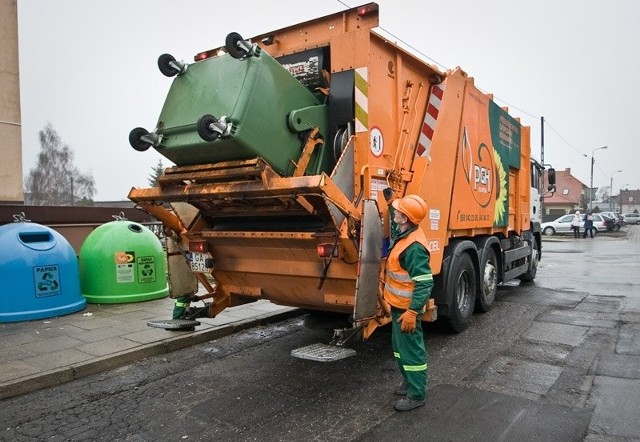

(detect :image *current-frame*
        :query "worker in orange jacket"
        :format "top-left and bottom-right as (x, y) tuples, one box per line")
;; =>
(383, 190), (434, 412)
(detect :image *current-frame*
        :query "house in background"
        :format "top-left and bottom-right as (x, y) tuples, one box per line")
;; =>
(543, 168), (587, 221)
(617, 189), (640, 214)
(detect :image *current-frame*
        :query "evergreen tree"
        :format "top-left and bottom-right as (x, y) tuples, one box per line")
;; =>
(148, 159), (165, 186)
(24, 123), (95, 205)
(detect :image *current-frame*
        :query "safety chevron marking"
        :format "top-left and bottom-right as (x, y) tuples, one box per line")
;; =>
(354, 67), (368, 133)
(416, 83), (446, 158)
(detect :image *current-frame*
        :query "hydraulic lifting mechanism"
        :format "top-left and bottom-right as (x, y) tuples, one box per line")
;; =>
(132, 23), (411, 359)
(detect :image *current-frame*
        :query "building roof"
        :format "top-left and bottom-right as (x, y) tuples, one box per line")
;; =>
(617, 189), (640, 207)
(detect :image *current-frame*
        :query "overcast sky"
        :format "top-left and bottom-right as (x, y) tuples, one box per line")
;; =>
(17, 0), (640, 201)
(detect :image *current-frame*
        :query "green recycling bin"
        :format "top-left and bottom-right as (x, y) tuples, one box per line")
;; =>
(146, 47), (330, 176)
(79, 219), (168, 303)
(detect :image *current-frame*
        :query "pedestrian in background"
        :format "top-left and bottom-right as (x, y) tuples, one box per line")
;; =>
(583, 211), (594, 238)
(383, 189), (433, 412)
(571, 211), (581, 239)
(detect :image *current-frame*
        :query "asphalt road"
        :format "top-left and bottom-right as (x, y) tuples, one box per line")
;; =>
(1, 227), (639, 441)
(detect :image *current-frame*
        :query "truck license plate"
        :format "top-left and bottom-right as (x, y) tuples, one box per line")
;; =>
(189, 252), (210, 273)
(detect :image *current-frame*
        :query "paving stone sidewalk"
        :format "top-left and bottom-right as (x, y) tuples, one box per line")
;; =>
(0, 296), (298, 400)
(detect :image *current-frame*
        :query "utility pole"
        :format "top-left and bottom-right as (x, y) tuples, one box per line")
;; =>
(609, 170), (622, 211)
(540, 116), (545, 219)
(589, 146), (608, 211)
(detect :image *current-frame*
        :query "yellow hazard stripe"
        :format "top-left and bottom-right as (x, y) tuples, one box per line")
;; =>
(412, 274), (433, 282)
(403, 364), (428, 372)
(355, 67), (368, 132)
(175, 301), (190, 307)
(394, 352), (401, 359)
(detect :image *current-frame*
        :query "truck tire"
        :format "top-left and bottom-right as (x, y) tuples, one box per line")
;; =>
(475, 248), (497, 313)
(444, 253), (476, 332)
(518, 239), (539, 282)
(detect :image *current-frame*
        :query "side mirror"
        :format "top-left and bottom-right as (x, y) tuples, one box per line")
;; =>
(547, 168), (556, 186)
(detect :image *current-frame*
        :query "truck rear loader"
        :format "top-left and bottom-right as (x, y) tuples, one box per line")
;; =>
(128, 3), (552, 360)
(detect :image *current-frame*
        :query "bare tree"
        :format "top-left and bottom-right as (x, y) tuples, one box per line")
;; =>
(148, 159), (165, 186)
(24, 123), (96, 205)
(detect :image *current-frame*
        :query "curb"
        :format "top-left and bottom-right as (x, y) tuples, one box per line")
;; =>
(0, 308), (303, 401)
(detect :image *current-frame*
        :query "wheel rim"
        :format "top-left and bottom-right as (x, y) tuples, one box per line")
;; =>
(484, 260), (497, 300)
(456, 270), (473, 316)
(531, 242), (539, 272)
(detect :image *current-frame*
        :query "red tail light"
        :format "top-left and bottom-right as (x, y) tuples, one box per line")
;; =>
(357, 3), (378, 16)
(317, 243), (338, 258)
(189, 240), (208, 253)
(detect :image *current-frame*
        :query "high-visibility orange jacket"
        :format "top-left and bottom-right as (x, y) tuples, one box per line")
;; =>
(383, 224), (434, 312)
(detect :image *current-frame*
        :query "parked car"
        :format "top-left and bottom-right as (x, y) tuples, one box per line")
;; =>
(623, 213), (640, 225)
(600, 212), (623, 230)
(598, 214), (617, 231)
(542, 213), (610, 235)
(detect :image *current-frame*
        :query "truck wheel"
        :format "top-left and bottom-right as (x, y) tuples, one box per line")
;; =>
(476, 248), (497, 313)
(197, 115), (220, 142)
(444, 253), (476, 332)
(518, 239), (539, 282)
(225, 32), (248, 59)
(129, 127), (151, 151)
(157, 53), (180, 77)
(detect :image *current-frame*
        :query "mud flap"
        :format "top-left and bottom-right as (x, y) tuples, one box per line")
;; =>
(354, 199), (382, 321)
(290, 343), (356, 362)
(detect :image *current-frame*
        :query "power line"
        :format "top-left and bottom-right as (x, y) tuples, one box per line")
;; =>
(543, 121), (586, 158)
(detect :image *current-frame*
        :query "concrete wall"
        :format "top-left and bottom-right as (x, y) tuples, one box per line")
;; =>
(0, 0), (23, 204)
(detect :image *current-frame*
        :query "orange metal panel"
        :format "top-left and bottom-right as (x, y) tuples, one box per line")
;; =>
(324, 293), (355, 307)
(330, 29), (370, 73)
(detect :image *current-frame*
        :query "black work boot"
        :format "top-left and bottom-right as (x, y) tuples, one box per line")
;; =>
(394, 397), (425, 412)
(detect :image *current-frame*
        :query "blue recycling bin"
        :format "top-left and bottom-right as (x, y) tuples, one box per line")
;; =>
(0, 220), (86, 322)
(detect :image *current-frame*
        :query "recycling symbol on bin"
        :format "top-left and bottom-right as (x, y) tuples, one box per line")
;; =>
(141, 264), (154, 277)
(37, 272), (59, 291)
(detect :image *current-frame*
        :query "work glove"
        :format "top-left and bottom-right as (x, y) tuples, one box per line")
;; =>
(383, 187), (394, 202)
(397, 309), (418, 333)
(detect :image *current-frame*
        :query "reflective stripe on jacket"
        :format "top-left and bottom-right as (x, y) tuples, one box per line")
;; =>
(384, 228), (431, 310)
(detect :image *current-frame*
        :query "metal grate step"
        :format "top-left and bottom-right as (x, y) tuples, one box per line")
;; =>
(290, 343), (356, 362)
(147, 319), (201, 330)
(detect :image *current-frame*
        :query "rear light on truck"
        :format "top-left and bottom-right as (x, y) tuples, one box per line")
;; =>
(357, 3), (378, 16)
(189, 240), (208, 253)
(195, 51), (209, 61)
(317, 243), (339, 258)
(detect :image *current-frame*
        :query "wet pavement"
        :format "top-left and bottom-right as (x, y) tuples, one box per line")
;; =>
(0, 297), (298, 400)
(0, 227), (639, 441)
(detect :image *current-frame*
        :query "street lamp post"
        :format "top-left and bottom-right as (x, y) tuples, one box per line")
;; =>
(590, 146), (608, 211)
(609, 170), (622, 211)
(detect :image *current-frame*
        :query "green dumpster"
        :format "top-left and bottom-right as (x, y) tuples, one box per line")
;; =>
(148, 47), (330, 176)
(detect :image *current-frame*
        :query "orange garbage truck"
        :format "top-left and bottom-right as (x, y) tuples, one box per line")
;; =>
(128, 3), (553, 359)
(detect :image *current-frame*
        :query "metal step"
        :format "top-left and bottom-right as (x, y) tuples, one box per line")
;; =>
(290, 343), (356, 362)
(147, 319), (201, 330)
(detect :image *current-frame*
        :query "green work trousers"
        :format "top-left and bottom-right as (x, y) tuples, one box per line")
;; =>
(391, 307), (428, 400)
(172, 296), (192, 319)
